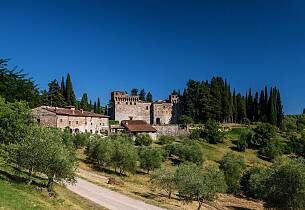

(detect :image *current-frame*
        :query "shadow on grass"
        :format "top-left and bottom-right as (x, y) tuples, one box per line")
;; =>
(0, 167), (47, 188)
(91, 164), (127, 177)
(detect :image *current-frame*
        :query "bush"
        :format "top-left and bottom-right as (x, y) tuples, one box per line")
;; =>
(135, 133), (153, 146)
(73, 133), (90, 149)
(139, 147), (163, 173)
(263, 157), (305, 209)
(236, 131), (252, 151)
(165, 142), (203, 165)
(252, 123), (276, 148)
(220, 152), (246, 194)
(286, 133), (305, 157)
(158, 136), (175, 145)
(240, 166), (267, 199)
(259, 138), (283, 161)
(204, 119), (223, 144)
(86, 135), (138, 175)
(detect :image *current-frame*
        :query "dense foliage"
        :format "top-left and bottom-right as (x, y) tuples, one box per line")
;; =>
(179, 78), (283, 126)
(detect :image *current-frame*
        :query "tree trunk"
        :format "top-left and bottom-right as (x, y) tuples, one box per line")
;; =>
(27, 167), (33, 184)
(197, 200), (204, 210)
(168, 191), (172, 199)
(47, 177), (54, 192)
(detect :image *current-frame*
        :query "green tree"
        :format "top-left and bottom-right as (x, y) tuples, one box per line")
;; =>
(175, 163), (227, 210)
(236, 130), (250, 152)
(146, 92), (153, 102)
(252, 123), (276, 148)
(65, 73), (76, 106)
(259, 137), (283, 160)
(139, 89), (146, 101)
(60, 76), (66, 98)
(131, 88), (138, 96)
(220, 152), (246, 194)
(240, 166), (268, 199)
(0, 97), (34, 144)
(150, 167), (177, 199)
(264, 157), (305, 210)
(111, 139), (138, 175)
(166, 142), (203, 165)
(97, 97), (102, 114)
(44, 79), (66, 107)
(139, 147), (163, 173)
(0, 58), (40, 107)
(80, 93), (89, 111)
(204, 119), (223, 144)
(135, 134), (153, 146)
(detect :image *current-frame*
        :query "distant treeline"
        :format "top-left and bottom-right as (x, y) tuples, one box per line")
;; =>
(178, 77), (284, 127)
(0, 58), (284, 124)
(0, 58), (106, 114)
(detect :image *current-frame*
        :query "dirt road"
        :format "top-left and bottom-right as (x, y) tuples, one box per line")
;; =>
(66, 177), (165, 210)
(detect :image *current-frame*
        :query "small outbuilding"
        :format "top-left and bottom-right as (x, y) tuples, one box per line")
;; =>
(121, 120), (157, 140)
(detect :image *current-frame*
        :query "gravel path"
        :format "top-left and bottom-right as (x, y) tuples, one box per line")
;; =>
(66, 177), (165, 210)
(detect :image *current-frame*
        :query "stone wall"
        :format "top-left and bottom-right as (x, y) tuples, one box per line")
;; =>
(153, 125), (188, 137)
(152, 103), (173, 125)
(114, 102), (152, 124)
(32, 107), (57, 127)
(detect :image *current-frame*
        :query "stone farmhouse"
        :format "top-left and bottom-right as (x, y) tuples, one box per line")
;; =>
(109, 91), (179, 125)
(32, 106), (109, 134)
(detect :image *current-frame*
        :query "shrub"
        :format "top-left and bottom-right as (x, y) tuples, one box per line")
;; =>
(73, 133), (90, 149)
(139, 147), (163, 173)
(158, 136), (175, 145)
(263, 157), (305, 209)
(236, 131), (251, 151)
(259, 138), (284, 161)
(252, 123), (276, 148)
(240, 166), (267, 199)
(220, 152), (246, 194)
(204, 119), (223, 144)
(165, 142), (203, 165)
(135, 133), (153, 146)
(286, 133), (305, 157)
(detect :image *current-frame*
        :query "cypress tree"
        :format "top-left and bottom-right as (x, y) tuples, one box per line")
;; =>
(89, 100), (92, 112)
(232, 89), (237, 123)
(139, 89), (146, 101)
(80, 93), (89, 111)
(65, 73), (76, 106)
(259, 90), (266, 121)
(146, 92), (153, 102)
(97, 97), (102, 114)
(253, 91), (259, 121)
(60, 76), (65, 98)
(268, 87), (277, 125)
(93, 101), (97, 113)
(236, 94), (246, 122)
(246, 89), (254, 121)
(276, 89), (283, 127)
(46, 79), (66, 107)
(131, 88), (138, 96)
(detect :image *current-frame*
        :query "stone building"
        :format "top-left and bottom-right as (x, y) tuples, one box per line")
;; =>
(109, 91), (179, 125)
(32, 106), (109, 134)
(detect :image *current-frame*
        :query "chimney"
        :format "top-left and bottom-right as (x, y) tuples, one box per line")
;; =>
(80, 109), (84, 113)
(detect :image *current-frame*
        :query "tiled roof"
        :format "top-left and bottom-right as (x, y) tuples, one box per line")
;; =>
(42, 107), (109, 118)
(121, 120), (156, 133)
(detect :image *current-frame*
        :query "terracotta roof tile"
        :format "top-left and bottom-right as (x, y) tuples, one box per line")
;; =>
(42, 107), (109, 118)
(121, 120), (156, 133)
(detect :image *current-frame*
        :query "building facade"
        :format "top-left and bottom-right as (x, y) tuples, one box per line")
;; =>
(109, 91), (179, 125)
(32, 106), (109, 134)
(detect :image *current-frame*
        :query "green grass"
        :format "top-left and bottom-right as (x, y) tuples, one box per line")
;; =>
(0, 166), (105, 210)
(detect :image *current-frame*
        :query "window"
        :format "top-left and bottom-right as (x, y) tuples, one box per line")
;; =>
(129, 116), (133, 120)
(134, 102), (136, 105)
(100, 123), (101, 125)
(146, 106), (149, 110)
(90, 130), (93, 133)
(76, 121), (78, 124)
(126, 102), (128, 105)
(85, 129), (88, 133)
(69, 121), (71, 125)
(60, 119), (63, 123)
(130, 102), (132, 105)
(91, 122), (93, 125)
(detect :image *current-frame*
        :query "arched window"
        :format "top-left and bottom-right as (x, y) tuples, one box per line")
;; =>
(156, 118), (161, 125)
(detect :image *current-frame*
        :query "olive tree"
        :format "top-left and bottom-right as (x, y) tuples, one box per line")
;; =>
(175, 163), (226, 210)
(150, 167), (177, 199)
(139, 147), (163, 173)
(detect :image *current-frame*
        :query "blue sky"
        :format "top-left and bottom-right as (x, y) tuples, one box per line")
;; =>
(1, 0), (305, 114)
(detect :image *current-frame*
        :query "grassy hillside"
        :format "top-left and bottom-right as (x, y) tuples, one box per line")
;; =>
(77, 127), (266, 210)
(0, 168), (104, 210)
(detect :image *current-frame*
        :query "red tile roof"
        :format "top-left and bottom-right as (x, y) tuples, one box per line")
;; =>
(121, 120), (156, 133)
(42, 107), (109, 118)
